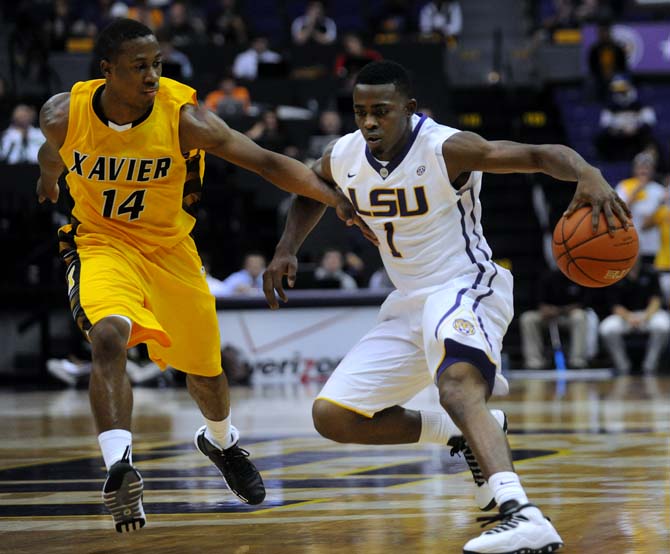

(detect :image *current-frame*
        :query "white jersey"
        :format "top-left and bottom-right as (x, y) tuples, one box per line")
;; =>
(330, 114), (501, 294)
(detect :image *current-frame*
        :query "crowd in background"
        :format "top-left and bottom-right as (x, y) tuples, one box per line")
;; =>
(1, 0), (669, 377)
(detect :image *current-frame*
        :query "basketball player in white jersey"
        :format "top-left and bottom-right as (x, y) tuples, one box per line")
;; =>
(263, 61), (630, 554)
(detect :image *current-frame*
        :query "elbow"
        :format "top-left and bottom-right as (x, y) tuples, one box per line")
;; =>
(256, 152), (281, 180)
(530, 145), (548, 172)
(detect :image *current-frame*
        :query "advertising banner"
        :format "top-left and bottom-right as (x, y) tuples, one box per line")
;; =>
(217, 306), (379, 383)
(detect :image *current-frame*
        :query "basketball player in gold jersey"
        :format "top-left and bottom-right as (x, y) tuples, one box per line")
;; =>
(36, 18), (374, 533)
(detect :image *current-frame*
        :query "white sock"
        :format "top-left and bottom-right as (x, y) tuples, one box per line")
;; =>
(488, 471), (529, 507)
(418, 410), (461, 444)
(204, 414), (238, 450)
(98, 429), (132, 470)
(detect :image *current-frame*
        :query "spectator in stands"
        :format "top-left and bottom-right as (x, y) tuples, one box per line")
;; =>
(8, 5), (51, 90)
(519, 268), (593, 369)
(46, 0), (76, 51)
(127, 0), (164, 31)
(232, 35), (282, 81)
(595, 76), (656, 161)
(307, 110), (343, 160)
(333, 34), (382, 112)
(156, 30), (193, 82)
(334, 33), (382, 81)
(588, 23), (628, 100)
(344, 251), (366, 286)
(245, 109), (291, 154)
(541, 0), (601, 33)
(291, 1), (337, 46)
(220, 344), (251, 386)
(204, 76), (250, 117)
(615, 152), (665, 266)
(368, 266), (394, 290)
(159, 1), (204, 48)
(0, 104), (45, 164)
(370, 0), (415, 43)
(207, 253), (266, 297)
(207, 0), (248, 46)
(83, 0), (124, 35)
(643, 177), (670, 307)
(315, 249), (358, 290)
(418, 1), (463, 43)
(599, 258), (670, 374)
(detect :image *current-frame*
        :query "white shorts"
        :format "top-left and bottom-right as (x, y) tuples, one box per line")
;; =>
(317, 267), (514, 417)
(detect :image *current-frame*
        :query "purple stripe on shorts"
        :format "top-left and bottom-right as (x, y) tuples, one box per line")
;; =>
(435, 339), (496, 394)
(477, 314), (494, 351)
(434, 195), (492, 339)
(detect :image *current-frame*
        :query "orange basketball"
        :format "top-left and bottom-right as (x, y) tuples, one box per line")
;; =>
(552, 206), (639, 287)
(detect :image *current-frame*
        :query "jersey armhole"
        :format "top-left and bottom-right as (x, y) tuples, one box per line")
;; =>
(328, 138), (346, 190)
(435, 137), (458, 193)
(59, 91), (79, 160)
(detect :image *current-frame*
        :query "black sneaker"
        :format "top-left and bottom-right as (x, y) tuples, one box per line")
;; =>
(194, 425), (266, 505)
(447, 409), (508, 511)
(102, 446), (146, 533)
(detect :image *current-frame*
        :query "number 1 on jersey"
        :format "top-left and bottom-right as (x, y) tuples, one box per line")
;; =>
(102, 189), (147, 221)
(383, 222), (403, 258)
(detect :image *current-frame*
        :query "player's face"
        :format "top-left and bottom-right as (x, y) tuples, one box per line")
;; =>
(104, 35), (162, 111)
(353, 83), (416, 160)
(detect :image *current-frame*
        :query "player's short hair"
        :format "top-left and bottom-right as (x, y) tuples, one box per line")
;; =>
(95, 18), (154, 61)
(354, 61), (413, 98)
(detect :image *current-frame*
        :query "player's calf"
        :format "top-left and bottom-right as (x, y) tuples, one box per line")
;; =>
(448, 409), (507, 511)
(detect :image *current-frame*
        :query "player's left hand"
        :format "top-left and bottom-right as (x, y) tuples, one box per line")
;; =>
(565, 167), (631, 234)
(334, 194), (379, 246)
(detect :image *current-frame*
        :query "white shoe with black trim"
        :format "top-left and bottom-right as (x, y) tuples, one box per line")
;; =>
(463, 500), (563, 554)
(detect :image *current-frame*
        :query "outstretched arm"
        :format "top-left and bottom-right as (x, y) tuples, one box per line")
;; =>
(263, 193), (328, 309)
(180, 103), (346, 209)
(443, 131), (631, 232)
(36, 93), (69, 203)
(263, 142), (378, 309)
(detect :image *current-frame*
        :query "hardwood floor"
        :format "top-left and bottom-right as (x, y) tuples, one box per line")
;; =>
(0, 376), (668, 554)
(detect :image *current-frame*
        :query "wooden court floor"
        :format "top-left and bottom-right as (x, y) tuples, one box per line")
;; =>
(0, 376), (668, 554)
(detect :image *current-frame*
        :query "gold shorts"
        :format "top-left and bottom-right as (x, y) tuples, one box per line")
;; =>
(58, 225), (221, 377)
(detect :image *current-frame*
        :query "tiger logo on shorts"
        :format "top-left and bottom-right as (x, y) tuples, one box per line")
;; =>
(453, 318), (476, 336)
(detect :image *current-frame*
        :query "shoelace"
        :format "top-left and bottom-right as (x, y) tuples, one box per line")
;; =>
(221, 446), (256, 476)
(476, 503), (535, 532)
(449, 437), (486, 486)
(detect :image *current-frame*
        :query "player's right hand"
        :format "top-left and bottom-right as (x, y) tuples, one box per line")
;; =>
(36, 177), (59, 203)
(263, 250), (299, 310)
(334, 194), (379, 246)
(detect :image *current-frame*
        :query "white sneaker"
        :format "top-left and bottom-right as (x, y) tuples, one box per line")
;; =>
(448, 409), (508, 511)
(125, 360), (163, 384)
(46, 358), (91, 386)
(463, 501), (563, 554)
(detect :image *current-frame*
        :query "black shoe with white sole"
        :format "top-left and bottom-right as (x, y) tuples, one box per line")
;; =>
(194, 425), (266, 505)
(102, 447), (145, 533)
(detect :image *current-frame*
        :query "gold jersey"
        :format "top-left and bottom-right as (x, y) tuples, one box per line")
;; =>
(59, 77), (204, 251)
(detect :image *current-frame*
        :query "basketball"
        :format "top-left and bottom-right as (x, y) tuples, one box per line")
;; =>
(552, 206), (639, 287)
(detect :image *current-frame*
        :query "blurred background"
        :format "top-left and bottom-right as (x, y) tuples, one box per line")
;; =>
(1, 0), (669, 387)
